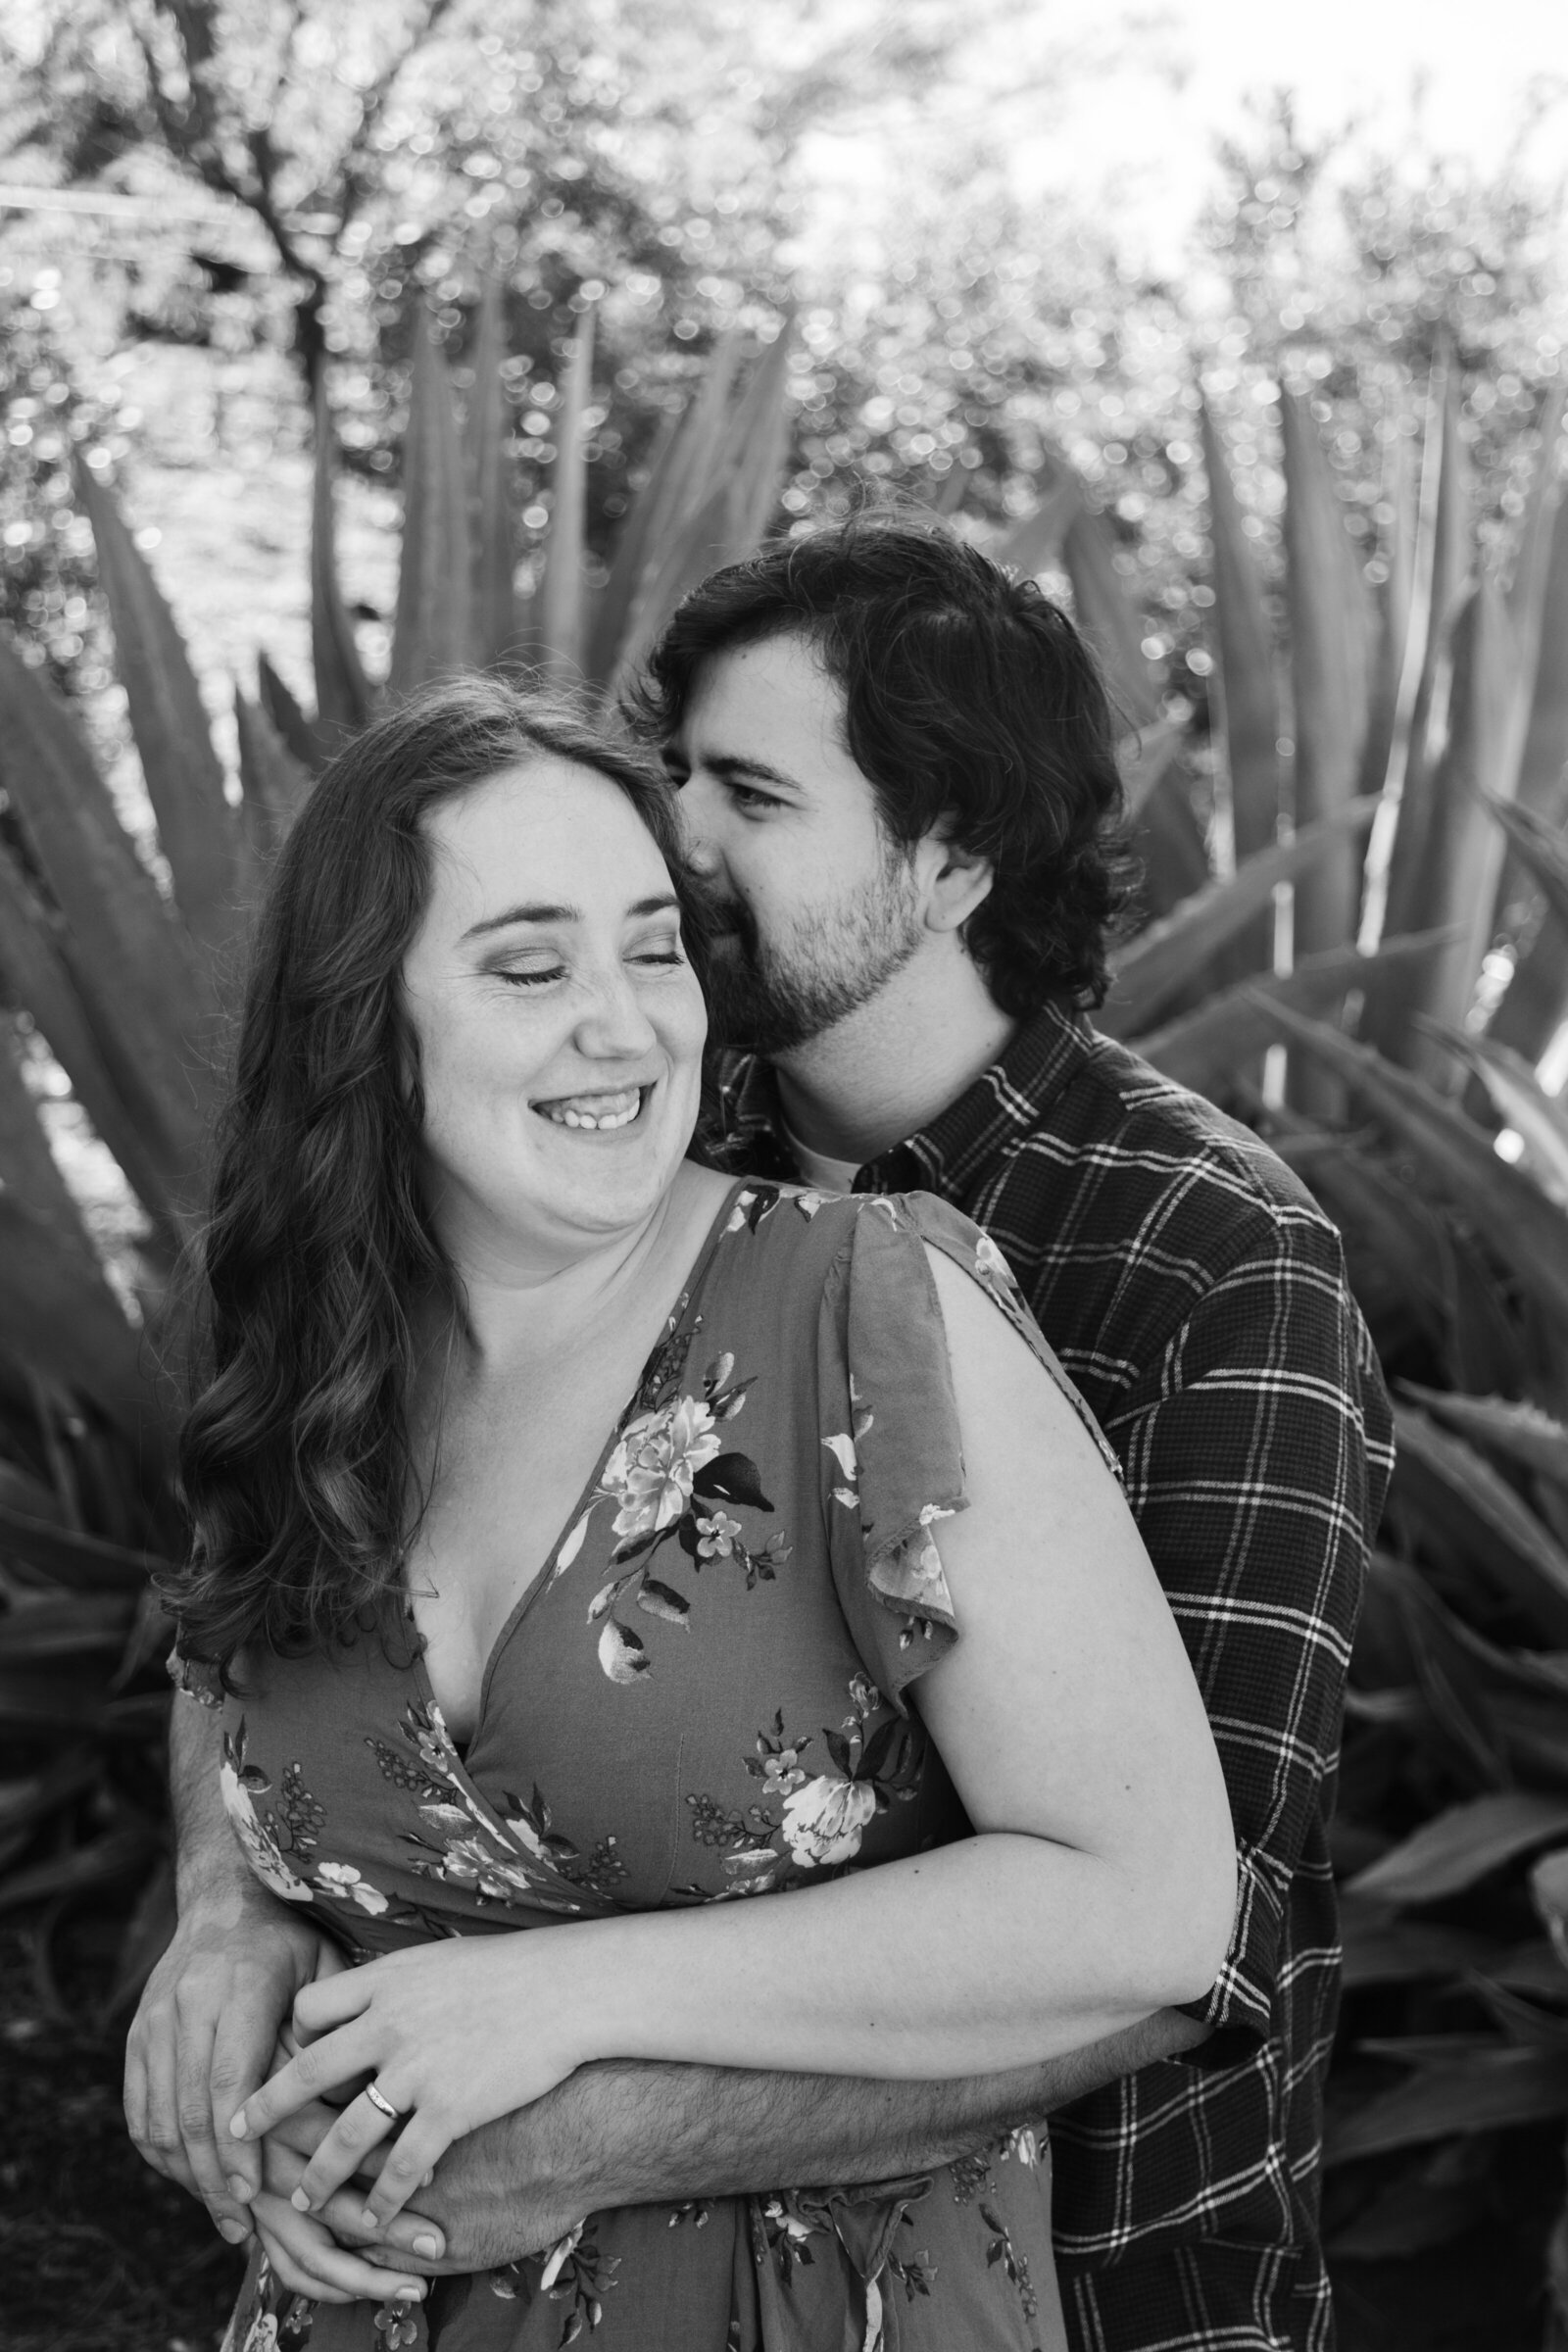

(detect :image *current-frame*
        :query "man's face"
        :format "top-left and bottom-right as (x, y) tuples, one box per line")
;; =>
(667, 633), (923, 1054)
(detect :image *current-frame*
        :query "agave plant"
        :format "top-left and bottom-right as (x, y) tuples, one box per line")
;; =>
(0, 295), (795, 2014)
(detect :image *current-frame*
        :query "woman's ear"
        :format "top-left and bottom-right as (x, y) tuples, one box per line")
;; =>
(917, 829), (997, 935)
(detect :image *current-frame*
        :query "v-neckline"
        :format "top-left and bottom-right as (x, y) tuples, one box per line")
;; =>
(408, 1174), (752, 1754)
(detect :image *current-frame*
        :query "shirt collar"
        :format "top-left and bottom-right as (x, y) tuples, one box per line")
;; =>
(714, 998), (1093, 1191)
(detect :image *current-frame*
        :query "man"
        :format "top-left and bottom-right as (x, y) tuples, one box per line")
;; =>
(127, 520), (1392, 2350)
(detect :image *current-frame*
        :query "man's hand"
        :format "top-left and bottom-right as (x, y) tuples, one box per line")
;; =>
(123, 1697), (330, 2241)
(124, 1879), (328, 2238)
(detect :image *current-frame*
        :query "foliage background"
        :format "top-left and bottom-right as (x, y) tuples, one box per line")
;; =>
(3, 6), (1568, 2350)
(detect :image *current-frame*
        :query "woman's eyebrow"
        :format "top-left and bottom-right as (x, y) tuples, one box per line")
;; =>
(464, 892), (679, 941)
(464, 900), (577, 939)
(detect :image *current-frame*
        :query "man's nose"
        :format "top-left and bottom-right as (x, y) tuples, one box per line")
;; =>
(683, 830), (723, 882)
(672, 773), (725, 878)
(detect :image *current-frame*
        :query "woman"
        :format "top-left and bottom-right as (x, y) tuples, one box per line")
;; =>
(157, 679), (1235, 2352)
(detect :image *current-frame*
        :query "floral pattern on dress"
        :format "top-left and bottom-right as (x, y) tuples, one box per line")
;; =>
(948, 2147), (1043, 2329)
(386, 1697), (617, 1914)
(168, 1646), (223, 1708)
(746, 2174), (942, 2350)
(552, 1340), (792, 1684)
(973, 1230), (1021, 1305)
(220, 2260), (313, 2352)
(220, 1722), (316, 1905)
(677, 1674), (926, 1898)
(490, 2218), (622, 2344)
(868, 1501), (957, 1649)
(822, 1375), (875, 1512)
(222, 1720), (410, 1926)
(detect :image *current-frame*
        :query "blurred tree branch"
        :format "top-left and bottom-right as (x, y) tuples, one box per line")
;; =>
(128, 0), (464, 388)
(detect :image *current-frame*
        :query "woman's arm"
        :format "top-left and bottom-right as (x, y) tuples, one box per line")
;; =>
(238, 1249), (1236, 2223)
(308, 2022), (1212, 2280)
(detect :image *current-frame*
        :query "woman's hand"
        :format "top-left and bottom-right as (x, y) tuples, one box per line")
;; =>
(233, 2011), (442, 2302)
(247, 2176), (430, 2311)
(260, 2102), (450, 2267)
(230, 1935), (591, 2229)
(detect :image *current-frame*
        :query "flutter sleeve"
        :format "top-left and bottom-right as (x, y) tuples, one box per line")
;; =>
(814, 1190), (1118, 1714)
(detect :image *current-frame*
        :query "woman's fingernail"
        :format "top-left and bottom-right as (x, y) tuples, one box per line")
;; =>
(219, 2218), (250, 2245)
(290, 2187), (312, 2213)
(229, 2113), (249, 2139)
(362, 2205), (379, 2230)
(226, 2175), (253, 2202)
(414, 2233), (441, 2258)
(394, 2283), (424, 2303)
(420, 2170), (434, 2188)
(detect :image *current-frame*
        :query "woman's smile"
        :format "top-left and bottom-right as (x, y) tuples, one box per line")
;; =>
(532, 1083), (651, 1133)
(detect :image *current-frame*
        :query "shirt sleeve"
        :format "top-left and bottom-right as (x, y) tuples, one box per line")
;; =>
(1099, 1204), (1393, 2056)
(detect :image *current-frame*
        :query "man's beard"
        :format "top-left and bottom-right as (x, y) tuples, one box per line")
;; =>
(706, 846), (924, 1056)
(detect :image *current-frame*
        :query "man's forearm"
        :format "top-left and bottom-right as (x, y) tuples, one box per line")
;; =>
(170, 1696), (251, 1910)
(568, 2009), (1209, 2204)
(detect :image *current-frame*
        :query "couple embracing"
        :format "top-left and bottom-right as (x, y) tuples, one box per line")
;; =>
(127, 520), (1392, 2352)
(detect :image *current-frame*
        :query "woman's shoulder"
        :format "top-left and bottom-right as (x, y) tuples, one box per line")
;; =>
(706, 1180), (1029, 1321)
(712, 1178), (989, 1250)
(805, 1190), (1121, 1484)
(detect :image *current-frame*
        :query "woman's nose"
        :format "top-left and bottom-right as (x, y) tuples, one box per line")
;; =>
(576, 965), (659, 1056)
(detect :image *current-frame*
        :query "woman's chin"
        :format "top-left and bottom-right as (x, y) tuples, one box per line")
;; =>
(525, 1120), (689, 1233)
(426, 1091), (702, 1267)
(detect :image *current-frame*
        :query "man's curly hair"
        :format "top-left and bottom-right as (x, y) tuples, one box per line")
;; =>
(630, 515), (1137, 1016)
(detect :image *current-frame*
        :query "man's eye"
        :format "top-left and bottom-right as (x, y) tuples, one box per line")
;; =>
(729, 784), (780, 814)
(631, 949), (687, 968)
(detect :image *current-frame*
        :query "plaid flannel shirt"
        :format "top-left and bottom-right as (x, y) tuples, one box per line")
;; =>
(712, 1002), (1394, 2352)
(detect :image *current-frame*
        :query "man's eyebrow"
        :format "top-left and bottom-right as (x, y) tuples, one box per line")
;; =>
(695, 752), (804, 793)
(463, 893), (679, 941)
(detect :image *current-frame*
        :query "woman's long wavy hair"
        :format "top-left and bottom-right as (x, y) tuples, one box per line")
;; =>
(170, 676), (708, 1687)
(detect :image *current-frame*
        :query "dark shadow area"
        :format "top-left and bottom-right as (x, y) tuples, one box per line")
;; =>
(1, 1927), (244, 2352)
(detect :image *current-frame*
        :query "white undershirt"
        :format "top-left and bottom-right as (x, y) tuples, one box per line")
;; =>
(780, 1120), (862, 1195)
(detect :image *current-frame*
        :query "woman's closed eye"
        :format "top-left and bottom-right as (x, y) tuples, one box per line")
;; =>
(492, 945), (687, 989)
(493, 961), (565, 989)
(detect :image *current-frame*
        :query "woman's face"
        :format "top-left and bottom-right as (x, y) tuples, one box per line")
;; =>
(402, 756), (708, 1272)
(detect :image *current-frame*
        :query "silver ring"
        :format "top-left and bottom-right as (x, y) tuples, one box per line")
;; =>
(365, 2081), (407, 2122)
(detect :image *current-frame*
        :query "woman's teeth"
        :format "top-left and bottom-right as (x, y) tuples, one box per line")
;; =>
(537, 1087), (644, 1132)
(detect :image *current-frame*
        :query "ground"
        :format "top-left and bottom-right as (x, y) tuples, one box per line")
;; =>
(1, 1927), (244, 2352)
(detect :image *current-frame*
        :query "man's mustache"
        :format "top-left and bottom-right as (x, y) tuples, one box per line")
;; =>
(688, 876), (760, 956)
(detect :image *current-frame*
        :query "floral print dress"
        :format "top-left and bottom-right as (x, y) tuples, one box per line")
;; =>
(175, 1182), (1099, 2352)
